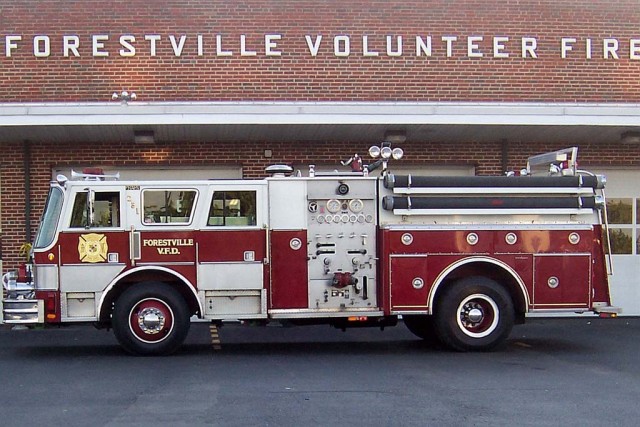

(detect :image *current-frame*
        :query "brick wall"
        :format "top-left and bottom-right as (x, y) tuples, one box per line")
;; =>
(0, 0), (638, 102)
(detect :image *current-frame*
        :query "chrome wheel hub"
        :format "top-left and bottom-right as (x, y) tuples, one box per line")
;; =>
(466, 306), (484, 324)
(456, 294), (500, 339)
(137, 307), (165, 334)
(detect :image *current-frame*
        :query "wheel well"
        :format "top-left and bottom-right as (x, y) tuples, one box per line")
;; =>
(432, 262), (527, 323)
(98, 270), (200, 323)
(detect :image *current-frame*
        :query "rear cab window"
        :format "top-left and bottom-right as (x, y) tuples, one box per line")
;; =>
(142, 189), (198, 225)
(208, 190), (257, 227)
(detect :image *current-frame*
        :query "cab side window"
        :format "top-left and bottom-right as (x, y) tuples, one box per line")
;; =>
(143, 190), (197, 224)
(208, 191), (257, 226)
(70, 191), (121, 228)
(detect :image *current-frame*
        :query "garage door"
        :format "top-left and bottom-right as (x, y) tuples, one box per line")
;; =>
(593, 168), (640, 316)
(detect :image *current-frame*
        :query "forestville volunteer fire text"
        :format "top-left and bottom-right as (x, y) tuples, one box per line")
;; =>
(3, 34), (640, 59)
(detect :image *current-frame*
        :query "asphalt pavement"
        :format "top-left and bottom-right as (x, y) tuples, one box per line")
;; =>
(0, 318), (638, 427)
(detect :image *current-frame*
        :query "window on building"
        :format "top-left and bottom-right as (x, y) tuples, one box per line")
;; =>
(208, 191), (257, 227)
(143, 190), (197, 224)
(70, 191), (120, 228)
(606, 198), (633, 254)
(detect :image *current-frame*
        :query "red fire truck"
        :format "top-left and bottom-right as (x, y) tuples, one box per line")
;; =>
(2, 146), (618, 355)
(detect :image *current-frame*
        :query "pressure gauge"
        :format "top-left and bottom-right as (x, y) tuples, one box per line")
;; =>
(349, 198), (364, 213)
(326, 199), (341, 213)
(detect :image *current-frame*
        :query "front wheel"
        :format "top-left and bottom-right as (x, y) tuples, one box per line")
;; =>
(434, 277), (514, 352)
(113, 282), (190, 356)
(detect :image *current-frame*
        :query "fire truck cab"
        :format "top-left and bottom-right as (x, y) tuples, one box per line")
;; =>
(2, 146), (618, 355)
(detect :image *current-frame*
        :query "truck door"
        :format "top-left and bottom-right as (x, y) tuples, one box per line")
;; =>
(131, 186), (199, 285)
(196, 184), (268, 318)
(57, 186), (128, 320)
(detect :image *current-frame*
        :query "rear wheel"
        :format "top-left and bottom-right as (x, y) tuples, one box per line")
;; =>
(434, 277), (514, 352)
(113, 282), (190, 356)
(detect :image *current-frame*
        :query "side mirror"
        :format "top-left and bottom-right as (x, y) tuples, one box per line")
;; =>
(85, 189), (95, 228)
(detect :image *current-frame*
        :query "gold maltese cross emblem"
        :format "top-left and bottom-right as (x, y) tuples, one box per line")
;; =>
(78, 233), (108, 263)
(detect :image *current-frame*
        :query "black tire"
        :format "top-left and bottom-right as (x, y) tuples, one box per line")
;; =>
(113, 282), (190, 356)
(403, 315), (440, 345)
(434, 277), (514, 352)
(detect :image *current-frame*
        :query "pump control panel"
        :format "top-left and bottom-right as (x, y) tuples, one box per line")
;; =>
(306, 178), (378, 310)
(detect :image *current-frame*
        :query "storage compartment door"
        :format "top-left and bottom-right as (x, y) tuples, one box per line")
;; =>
(533, 255), (590, 308)
(390, 255), (429, 312)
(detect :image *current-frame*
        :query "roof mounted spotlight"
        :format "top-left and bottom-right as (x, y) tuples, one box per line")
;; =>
(111, 90), (137, 104)
(367, 141), (404, 176)
(368, 145), (381, 158)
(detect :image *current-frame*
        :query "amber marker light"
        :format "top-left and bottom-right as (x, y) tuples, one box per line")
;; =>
(599, 312), (618, 318)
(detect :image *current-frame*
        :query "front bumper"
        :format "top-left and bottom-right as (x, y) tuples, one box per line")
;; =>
(2, 270), (43, 324)
(1, 298), (44, 324)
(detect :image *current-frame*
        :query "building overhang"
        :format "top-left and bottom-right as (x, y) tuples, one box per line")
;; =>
(1, 101), (639, 145)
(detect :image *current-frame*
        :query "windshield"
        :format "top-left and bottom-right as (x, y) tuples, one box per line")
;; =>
(34, 187), (64, 249)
